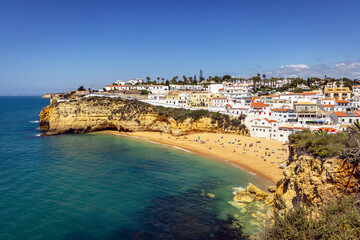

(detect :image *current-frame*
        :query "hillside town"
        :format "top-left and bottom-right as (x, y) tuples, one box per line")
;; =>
(64, 73), (360, 142)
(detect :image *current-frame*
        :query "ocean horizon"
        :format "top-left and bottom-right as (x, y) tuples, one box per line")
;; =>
(0, 96), (271, 239)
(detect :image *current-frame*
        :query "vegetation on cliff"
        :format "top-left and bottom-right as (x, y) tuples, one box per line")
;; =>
(289, 125), (360, 160)
(263, 194), (360, 240)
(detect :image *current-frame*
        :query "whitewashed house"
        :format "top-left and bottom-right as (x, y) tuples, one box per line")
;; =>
(330, 112), (360, 125)
(114, 80), (125, 85)
(352, 85), (360, 96)
(212, 97), (228, 107)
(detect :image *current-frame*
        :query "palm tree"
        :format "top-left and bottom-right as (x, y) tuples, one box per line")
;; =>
(146, 77), (151, 84)
(161, 77), (165, 83)
(183, 75), (187, 83)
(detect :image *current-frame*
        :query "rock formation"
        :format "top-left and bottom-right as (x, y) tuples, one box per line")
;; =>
(39, 97), (249, 136)
(273, 144), (360, 212)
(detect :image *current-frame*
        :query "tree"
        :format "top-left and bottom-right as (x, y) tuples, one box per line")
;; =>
(77, 86), (85, 91)
(157, 77), (160, 83)
(182, 75), (187, 83)
(222, 75), (232, 81)
(171, 77), (177, 84)
(146, 77), (151, 83)
(262, 74), (266, 80)
(161, 77), (165, 83)
(165, 80), (170, 86)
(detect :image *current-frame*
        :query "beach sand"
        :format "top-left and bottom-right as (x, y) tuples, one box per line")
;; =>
(103, 131), (288, 184)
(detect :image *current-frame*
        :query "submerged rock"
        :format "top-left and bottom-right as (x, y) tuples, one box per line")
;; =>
(228, 201), (247, 209)
(207, 193), (216, 199)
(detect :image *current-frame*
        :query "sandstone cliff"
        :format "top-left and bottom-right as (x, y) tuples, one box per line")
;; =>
(273, 145), (360, 212)
(39, 97), (249, 136)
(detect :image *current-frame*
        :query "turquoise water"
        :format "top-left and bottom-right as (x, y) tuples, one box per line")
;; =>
(0, 97), (271, 239)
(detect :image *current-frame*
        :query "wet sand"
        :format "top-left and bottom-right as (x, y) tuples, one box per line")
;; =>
(102, 131), (288, 184)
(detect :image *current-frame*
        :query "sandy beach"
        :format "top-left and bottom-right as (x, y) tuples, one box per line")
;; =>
(102, 131), (288, 183)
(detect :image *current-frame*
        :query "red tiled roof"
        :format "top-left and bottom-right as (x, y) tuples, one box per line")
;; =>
(251, 96), (260, 101)
(335, 100), (349, 103)
(262, 95), (280, 98)
(322, 104), (335, 107)
(251, 102), (269, 107)
(264, 118), (277, 123)
(279, 126), (309, 130)
(271, 108), (289, 112)
(301, 92), (317, 95)
(333, 112), (348, 117)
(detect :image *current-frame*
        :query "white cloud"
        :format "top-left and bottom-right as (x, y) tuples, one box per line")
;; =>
(263, 61), (360, 79)
(334, 61), (360, 71)
(280, 64), (310, 69)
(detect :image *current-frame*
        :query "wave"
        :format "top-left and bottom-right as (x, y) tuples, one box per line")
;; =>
(171, 146), (192, 153)
(29, 120), (39, 123)
(35, 133), (42, 137)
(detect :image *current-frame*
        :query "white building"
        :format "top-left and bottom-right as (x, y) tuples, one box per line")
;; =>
(127, 78), (143, 85)
(227, 106), (249, 116)
(165, 92), (191, 108)
(249, 118), (309, 142)
(170, 85), (204, 91)
(249, 102), (271, 116)
(270, 108), (297, 122)
(148, 85), (169, 92)
(114, 80), (125, 85)
(352, 85), (360, 96)
(212, 97), (228, 107)
(104, 85), (137, 91)
(330, 112), (360, 125)
(208, 84), (224, 93)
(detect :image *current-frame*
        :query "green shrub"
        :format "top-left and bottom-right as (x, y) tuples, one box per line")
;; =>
(263, 195), (360, 240)
(289, 131), (357, 159)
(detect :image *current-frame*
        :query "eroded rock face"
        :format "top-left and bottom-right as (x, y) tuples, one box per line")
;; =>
(39, 97), (249, 136)
(273, 147), (360, 212)
(233, 183), (271, 204)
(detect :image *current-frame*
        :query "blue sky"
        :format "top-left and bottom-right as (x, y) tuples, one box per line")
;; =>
(1, 0), (360, 95)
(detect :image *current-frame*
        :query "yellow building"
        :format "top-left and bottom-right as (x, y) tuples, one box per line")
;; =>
(190, 92), (222, 107)
(324, 87), (351, 100)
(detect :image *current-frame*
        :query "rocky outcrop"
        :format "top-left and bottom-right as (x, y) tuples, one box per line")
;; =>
(39, 97), (249, 136)
(233, 183), (274, 205)
(273, 146), (360, 212)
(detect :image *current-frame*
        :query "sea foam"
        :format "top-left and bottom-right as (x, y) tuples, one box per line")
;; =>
(30, 120), (39, 123)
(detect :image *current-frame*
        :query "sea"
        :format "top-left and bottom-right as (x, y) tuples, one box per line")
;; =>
(0, 96), (272, 240)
